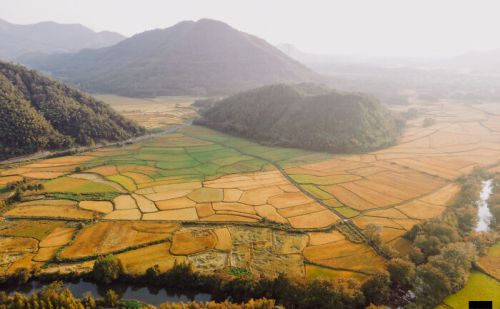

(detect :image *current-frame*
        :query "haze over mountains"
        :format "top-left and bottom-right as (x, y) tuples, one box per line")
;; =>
(24, 19), (317, 97)
(0, 19), (125, 61)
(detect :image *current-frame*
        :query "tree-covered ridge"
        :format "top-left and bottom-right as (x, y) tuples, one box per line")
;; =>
(196, 84), (403, 153)
(23, 19), (317, 97)
(0, 62), (145, 159)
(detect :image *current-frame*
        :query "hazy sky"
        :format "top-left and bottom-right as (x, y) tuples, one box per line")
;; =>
(1, 0), (499, 57)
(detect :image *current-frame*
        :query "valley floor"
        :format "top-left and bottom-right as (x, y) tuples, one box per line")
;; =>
(0, 99), (499, 290)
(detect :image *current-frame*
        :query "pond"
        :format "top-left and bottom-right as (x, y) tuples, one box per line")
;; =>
(3, 279), (212, 306)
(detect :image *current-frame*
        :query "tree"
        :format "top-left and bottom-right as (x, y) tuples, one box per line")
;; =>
(364, 224), (382, 245)
(361, 272), (391, 305)
(387, 258), (416, 288)
(146, 264), (161, 281)
(12, 267), (31, 284)
(92, 254), (123, 284)
(104, 289), (119, 307)
(414, 264), (451, 308)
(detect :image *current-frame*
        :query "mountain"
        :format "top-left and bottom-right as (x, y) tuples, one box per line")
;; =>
(195, 84), (403, 153)
(0, 18), (125, 61)
(24, 19), (318, 97)
(442, 49), (500, 74)
(0, 62), (145, 159)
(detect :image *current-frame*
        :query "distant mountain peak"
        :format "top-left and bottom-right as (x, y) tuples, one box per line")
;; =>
(0, 19), (125, 61)
(25, 19), (318, 97)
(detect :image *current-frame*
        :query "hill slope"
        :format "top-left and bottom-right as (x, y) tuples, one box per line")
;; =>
(25, 19), (317, 97)
(196, 84), (403, 153)
(0, 62), (145, 159)
(0, 19), (124, 61)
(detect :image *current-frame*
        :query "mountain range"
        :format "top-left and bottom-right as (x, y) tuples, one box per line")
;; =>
(0, 18), (124, 61)
(23, 19), (317, 97)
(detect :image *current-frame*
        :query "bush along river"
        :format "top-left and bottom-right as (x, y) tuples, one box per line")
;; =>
(3, 278), (212, 306)
(475, 179), (494, 232)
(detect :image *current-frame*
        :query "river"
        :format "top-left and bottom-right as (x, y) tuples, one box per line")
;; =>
(475, 179), (494, 232)
(3, 279), (211, 306)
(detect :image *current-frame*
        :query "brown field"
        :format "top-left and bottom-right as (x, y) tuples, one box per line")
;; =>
(306, 265), (369, 282)
(79, 201), (114, 213)
(307, 231), (345, 246)
(1, 101), (498, 281)
(213, 228), (232, 251)
(33, 247), (60, 262)
(4, 205), (95, 220)
(287, 210), (339, 229)
(113, 195), (138, 210)
(303, 240), (372, 261)
(170, 230), (217, 255)
(104, 209), (142, 220)
(60, 222), (173, 259)
(396, 200), (445, 219)
(117, 242), (187, 275)
(0, 175), (23, 186)
(95, 95), (198, 129)
(142, 208), (199, 221)
(39, 227), (76, 247)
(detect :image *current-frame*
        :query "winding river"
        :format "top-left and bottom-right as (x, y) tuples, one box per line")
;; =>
(4, 279), (211, 306)
(475, 179), (494, 232)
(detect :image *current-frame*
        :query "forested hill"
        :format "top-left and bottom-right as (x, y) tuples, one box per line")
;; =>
(0, 62), (145, 159)
(23, 19), (317, 97)
(196, 84), (403, 153)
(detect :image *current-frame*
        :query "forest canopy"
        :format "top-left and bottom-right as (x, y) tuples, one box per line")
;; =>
(196, 84), (404, 153)
(0, 62), (145, 159)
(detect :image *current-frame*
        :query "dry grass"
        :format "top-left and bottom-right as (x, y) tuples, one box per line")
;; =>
(39, 227), (76, 247)
(142, 208), (199, 221)
(287, 210), (339, 229)
(104, 209), (142, 220)
(113, 195), (138, 210)
(307, 231), (345, 246)
(79, 201), (114, 213)
(170, 230), (217, 255)
(4, 205), (95, 220)
(60, 222), (169, 259)
(117, 242), (187, 275)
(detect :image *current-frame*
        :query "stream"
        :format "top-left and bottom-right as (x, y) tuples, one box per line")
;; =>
(4, 279), (212, 306)
(475, 179), (494, 232)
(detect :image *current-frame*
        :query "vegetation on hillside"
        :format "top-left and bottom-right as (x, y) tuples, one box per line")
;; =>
(24, 19), (316, 97)
(196, 84), (404, 153)
(0, 62), (145, 159)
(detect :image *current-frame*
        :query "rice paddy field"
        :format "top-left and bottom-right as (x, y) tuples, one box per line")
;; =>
(95, 95), (198, 130)
(0, 100), (499, 285)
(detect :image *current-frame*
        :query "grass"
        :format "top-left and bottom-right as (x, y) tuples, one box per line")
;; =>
(0, 220), (66, 240)
(226, 266), (252, 277)
(107, 174), (137, 191)
(334, 207), (360, 218)
(442, 272), (500, 308)
(305, 265), (368, 282)
(46, 192), (121, 201)
(290, 174), (360, 185)
(44, 177), (118, 194)
(301, 184), (332, 200)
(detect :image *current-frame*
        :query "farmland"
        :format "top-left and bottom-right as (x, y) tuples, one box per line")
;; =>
(0, 100), (499, 289)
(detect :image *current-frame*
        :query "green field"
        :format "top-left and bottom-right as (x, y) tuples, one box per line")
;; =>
(441, 272), (500, 309)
